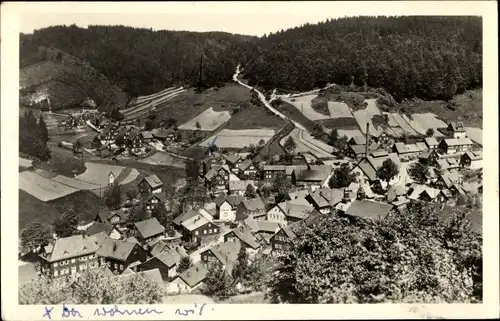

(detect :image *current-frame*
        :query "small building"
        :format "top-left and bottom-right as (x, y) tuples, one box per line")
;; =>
(418, 149), (439, 166)
(205, 165), (232, 192)
(351, 153), (401, 185)
(243, 218), (281, 244)
(144, 192), (167, 211)
(39, 235), (99, 278)
(149, 240), (170, 257)
(84, 222), (122, 240)
(239, 159), (258, 178)
(200, 239), (241, 274)
(133, 218), (165, 244)
(228, 180), (255, 196)
(270, 225), (296, 254)
(137, 247), (186, 281)
(263, 165), (287, 181)
(346, 144), (377, 159)
(140, 131), (154, 143)
(151, 128), (175, 142)
(340, 200), (394, 221)
(236, 197), (266, 221)
(447, 121), (467, 139)
(81, 98), (97, 110)
(266, 198), (313, 226)
(167, 263), (208, 294)
(126, 130), (144, 150)
(215, 195), (245, 222)
(435, 170), (462, 190)
(438, 138), (473, 155)
(94, 209), (127, 227)
(96, 238), (148, 274)
(139, 174), (164, 195)
(181, 215), (221, 245)
(460, 151), (483, 170)
(223, 153), (243, 172)
(424, 137), (439, 151)
(223, 227), (261, 254)
(292, 166), (334, 191)
(348, 135), (367, 146)
(306, 187), (344, 214)
(392, 142), (422, 160)
(407, 184), (440, 203)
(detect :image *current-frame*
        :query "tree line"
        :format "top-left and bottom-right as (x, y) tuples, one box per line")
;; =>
(19, 110), (51, 161)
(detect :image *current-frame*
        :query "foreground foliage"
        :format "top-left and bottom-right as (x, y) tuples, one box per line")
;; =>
(266, 202), (482, 303)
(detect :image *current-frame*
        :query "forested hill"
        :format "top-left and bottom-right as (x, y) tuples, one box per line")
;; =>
(20, 25), (257, 97)
(21, 17), (482, 102)
(244, 16), (482, 101)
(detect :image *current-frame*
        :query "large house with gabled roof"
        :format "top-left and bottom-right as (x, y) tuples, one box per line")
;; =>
(96, 237), (148, 274)
(139, 174), (164, 195)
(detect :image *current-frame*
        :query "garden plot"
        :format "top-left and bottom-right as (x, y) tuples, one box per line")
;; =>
(19, 171), (79, 202)
(411, 113), (447, 137)
(281, 129), (333, 159)
(283, 95), (330, 121)
(466, 127), (483, 146)
(178, 107), (231, 131)
(337, 129), (363, 139)
(391, 113), (418, 136)
(402, 114), (427, 136)
(140, 152), (186, 169)
(74, 162), (125, 186)
(129, 86), (176, 106)
(52, 175), (101, 190)
(200, 129), (275, 149)
(327, 101), (353, 118)
(363, 99), (382, 116)
(353, 110), (382, 136)
(123, 87), (187, 120)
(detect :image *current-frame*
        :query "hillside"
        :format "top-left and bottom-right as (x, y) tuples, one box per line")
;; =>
(20, 47), (128, 112)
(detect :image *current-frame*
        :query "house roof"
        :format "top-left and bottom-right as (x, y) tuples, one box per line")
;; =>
(386, 184), (406, 202)
(277, 201), (313, 219)
(42, 235), (98, 262)
(350, 135), (367, 145)
(391, 196), (410, 207)
(126, 236), (139, 244)
(293, 166), (332, 182)
(179, 263), (209, 288)
(347, 182), (360, 192)
(229, 180), (254, 191)
(81, 98), (97, 108)
(424, 137), (439, 147)
(19, 263), (38, 285)
(288, 189), (310, 200)
(464, 151), (483, 161)
(89, 231), (108, 248)
(134, 217), (165, 239)
(208, 240), (241, 273)
(241, 197), (266, 212)
(215, 195), (245, 207)
(313, 187), (344, 206)
(360, 184), (376, 198)
(239, 159), (254, 171)
(140, 131), (154, 140)
(85, 222), (114, 236)
(142, 174), (163, 189)
(224, 153), (241, 164)
(96, 238), (137, 262)
(442, 138), (473, 147)
(449, 121), (466, 132)
(151, 127), (174, 139)
(439, 170), (462, 188)
(244, 218), (280, 234)
(121, 267), (135, 276)
(181, 215), (210, 231)
(350, 144), (369, 155)
(96, 209), (127, 224)
(149, 240), (169, 257)
(263, 165), (287, 171)
(226, 228), (260, 249)
(146, 192), (167, 204)
(408, 184), (440, 200)
(282, 225), (297, 240)
(355, 159), (377, 182)
(370, 150), (389, 158)
(344, 200), (394, 220)
(416, 142), (428, 152)
(173, 209), (199, 226)
(152, 248), (183, 268)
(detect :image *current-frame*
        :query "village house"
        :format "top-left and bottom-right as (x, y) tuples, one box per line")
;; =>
(263, 165), (287, 181)
(346, 143), (379, 159)
(200, 239), (241, 274)
(133, 218), (165, 244)
(94, 209), (128, 227)
(424, 137), (439, 151)
(39, 235), (99, 278)
(144, 192), (167, 211)
(167, 263), (208, 294)
(243, 218), (281, 244)
(292, 165), (334, 191)
(236, 197), (266, 221)
(418, 149), (440, 166)
(239, 159), (258, 178)
(139, 174), (164, 195)
(140, 131), (154, 143)
(200, 153), (224, 176)
(348, 135), (367, 146)
(447, 121), (467, 139)
(270, 225), (296, 254)
(287, 189), (311, 200)
(215, 195), (245, 222)
(460, 151), (483, 170)
(173, 208), (213, 228)
(392, 142), (422, 160)
(435, 157), (460, 171)
(407, 184), (441, 203)
(228, 180), (255, 196)
(434, 170), (463, 190)
(340, 200), (394, 221)
(386, 184), (406, 203)
(96, 237), (148, 274)
(205, 165), (232, 193)
(181, 214), (221, 245)
(84, 222), (122, 240)
(351, 153), (401, 185)
(99, 125), (120, 145)
(137, 246), (187, 281)
(438, 138), (473, 155)
(306, 187), (344, 214)
(151, 127), (176, 142)
(223, 153), (243, 172)
(149, 240), (170, 257)
(266, 198), (313, 225)
(223, 227), (261, 255)
(126, 130), (144, 151)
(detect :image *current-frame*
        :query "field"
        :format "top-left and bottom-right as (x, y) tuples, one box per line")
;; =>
(283, 95), (330, 121)
(410, 113), (448, 136)
(224, 105), (285, 130)
(154, 84), (253, 125)
(465, 127), (483, 146)
(122, 87), (187, 120)
(178, 107), (231, 131)
(364, 98), (382, 116)
(19, 171), (79, 202)
(75, 162), (139, 186)
(274, 102), (316, 133)
(139, 151), (186, 169)
(353, 110), (380, 135)
(281, 128), (334, 159)
(327, 101), (354, 118)
(200, 129), (276, 149)
(390, 113), (418, 136)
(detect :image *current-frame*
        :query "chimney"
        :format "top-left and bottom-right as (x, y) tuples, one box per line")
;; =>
(112, 243), (118, 252)
(365, 123), (370, 157)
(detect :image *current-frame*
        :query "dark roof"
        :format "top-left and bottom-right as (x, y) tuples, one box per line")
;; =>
(424, 137), (439, 147)
(96, 210), (127, 225)
(179, 263), (209, 288)
(241, 197), (266, 212)
(226, 228), (260, 249)
(224, 153), (241, 164)
(134, 218), (165, 239)
(173, 209), (200, 226)
(19, 263), (38, 285)
(81, 98), (97, 108)
(41, 235), (98, 262)
(293, 166), (332, 182)
(344, 200), (394, 220)
(239, 159), (253, 171)
(96, 238), (137, 262)
(142, 174), (163, 189)
(355, 159), (377, 182)
(146, 192), (167, 204)
(448, 121), (466, 132)
(215, 195), (245, 207)
(150, 240), (170, 257)
(350, 136), (367, 145)
(85, 222), (114, 236)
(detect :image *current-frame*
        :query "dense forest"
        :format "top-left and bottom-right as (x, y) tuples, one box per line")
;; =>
(20, 16), (482, 102)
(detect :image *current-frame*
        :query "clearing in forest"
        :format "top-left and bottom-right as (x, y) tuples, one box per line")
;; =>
(283, 95), (330, 121)
(178, 107), (231, 131)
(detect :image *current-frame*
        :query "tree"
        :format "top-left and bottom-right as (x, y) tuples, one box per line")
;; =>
(91, 136), (102, 149)
(115, 135), (126, 147)
(328, 129), (339, 146)
(19, 110), (51, 161)
(185, 159), (201, 181)
(104, 183), (122, 209)
(283, 136), (297, 154)
(151, 203), (172, 227)
(376, 159), (399, 183)
(232, 247), (249, 280)
(52, 210), (79, 238)
(409, 162), (429, 184)
(266, 202), (481, 303)
(145, 119), (156, 131)
(258, 139), (266, 146)
(195, 121), (201, 131)
(244, 184), (257, 198)
(110, 108), (123, 121)
(312, 123), (324, 137)
(202, 261), (235, 299)
(176, 256), (193, 274)
(20, 221), (52, 253)
(426, 128), (435, 137)
(73, 139), (83, 154)
(272, 172), (292, 203)
(38, 114), (49, 143)
(329, 163), (356, 188)
(126, 188), (138, 201)
(127, 204), (149, 224)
